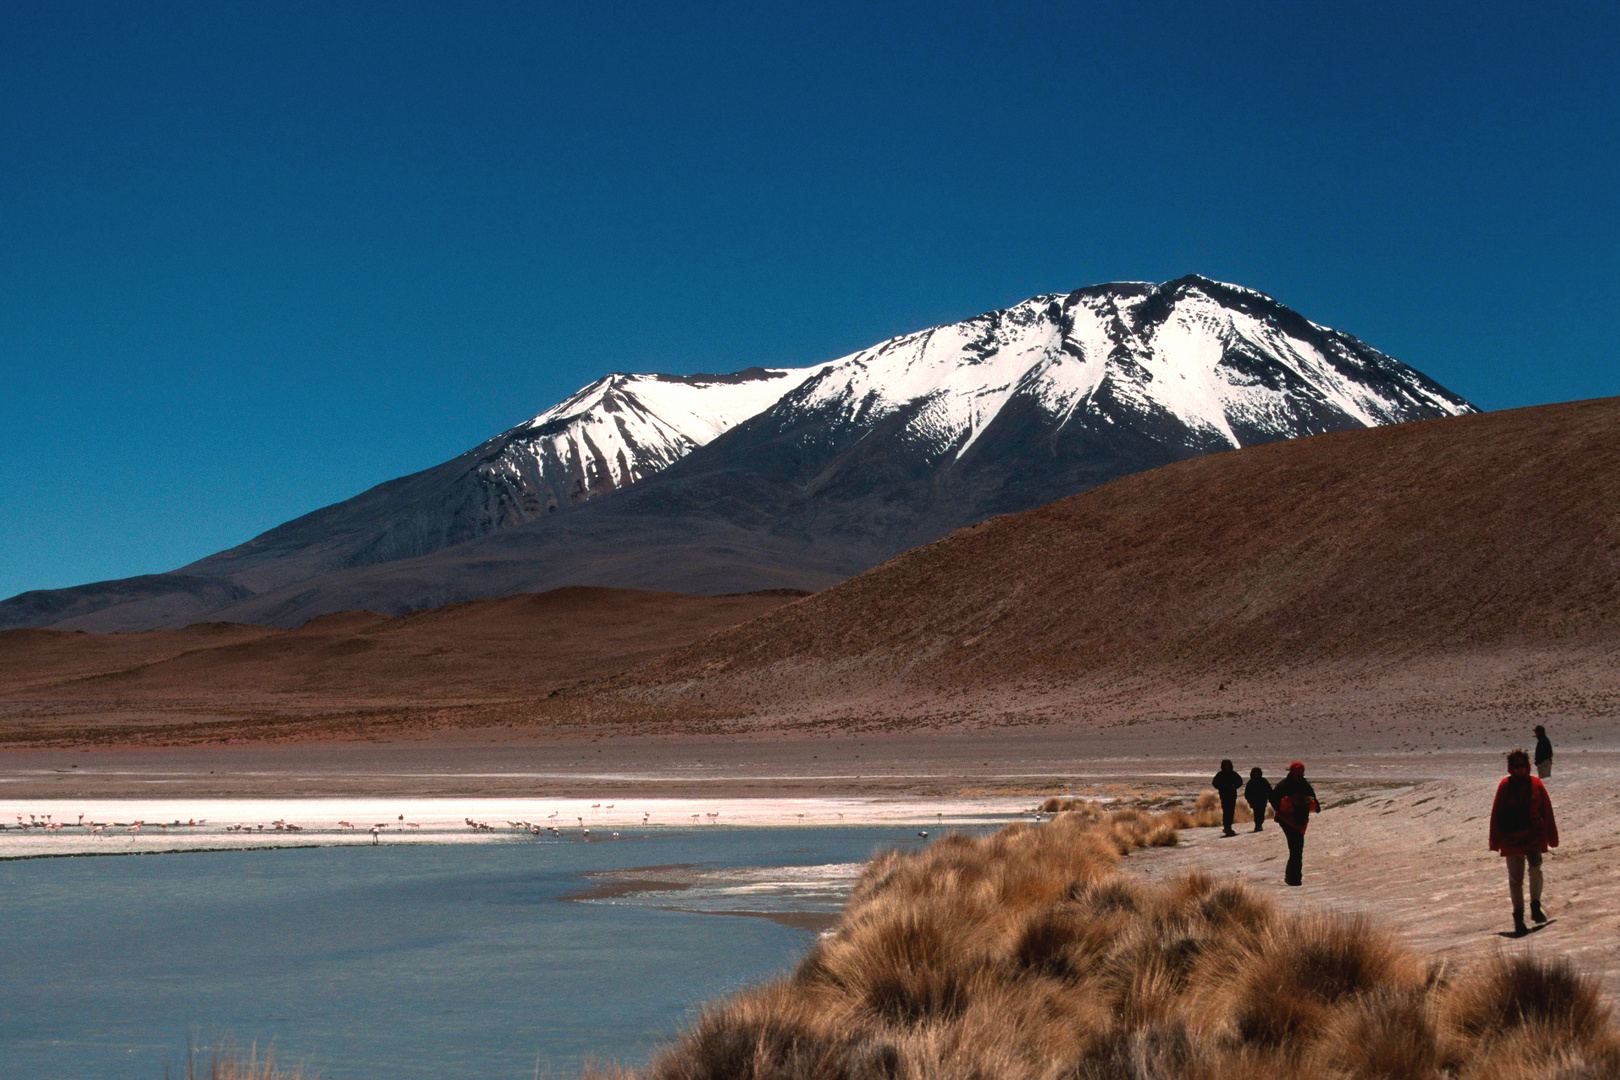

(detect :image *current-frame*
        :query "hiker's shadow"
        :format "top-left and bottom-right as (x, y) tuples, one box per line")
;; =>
(1497, 919), (1557, 939)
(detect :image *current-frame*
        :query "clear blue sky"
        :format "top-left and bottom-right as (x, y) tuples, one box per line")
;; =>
(3, 1), (1617, 600)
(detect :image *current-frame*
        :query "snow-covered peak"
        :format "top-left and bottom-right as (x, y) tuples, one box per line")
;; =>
(479, 367), (816, 513)
(761, 275), (1472, 458)
(471, 276), (1471, 521)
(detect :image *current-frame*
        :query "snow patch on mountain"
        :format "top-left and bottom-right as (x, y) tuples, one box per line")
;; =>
(477, 367), (817, 512)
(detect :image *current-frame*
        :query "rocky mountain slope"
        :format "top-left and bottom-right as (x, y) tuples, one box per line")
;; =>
(1, 276), (1474, 631)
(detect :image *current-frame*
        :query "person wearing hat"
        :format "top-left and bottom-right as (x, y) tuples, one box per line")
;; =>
(1269, 761), (1319, 886)
(1533, 725), (1553, 779)
(1490, 747), (1559, 936)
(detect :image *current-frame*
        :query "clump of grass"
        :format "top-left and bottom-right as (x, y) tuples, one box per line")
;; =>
(169, 1041), (305, 1080)
(641, 811), (1615, 1080)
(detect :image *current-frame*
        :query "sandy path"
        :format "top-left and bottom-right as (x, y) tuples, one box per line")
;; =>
(1126, 764), (1620, 1000)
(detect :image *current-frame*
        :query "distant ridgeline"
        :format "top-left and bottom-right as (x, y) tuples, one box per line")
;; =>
(3, 276), (1472, 633)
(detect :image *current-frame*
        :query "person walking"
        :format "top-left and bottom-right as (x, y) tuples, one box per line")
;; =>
(1244, 766), (1272, 832)
(1489, 748), (1558, 936)
(1211, 759), (1244, 837)
(1534, 725), (1553, 779)
(1270, 761), (1319, 886)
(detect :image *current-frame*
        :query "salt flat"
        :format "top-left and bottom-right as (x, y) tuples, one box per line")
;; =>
(0, 793), (1030, 858)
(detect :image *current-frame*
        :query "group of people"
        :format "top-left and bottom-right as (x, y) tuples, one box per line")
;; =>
(1202, 725), (1559, 936)
(1209, 758), (1318, 886)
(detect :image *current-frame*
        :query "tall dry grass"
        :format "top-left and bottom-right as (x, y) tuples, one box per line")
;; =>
(1042, 789), (1255, 828)
(645, 805), (1616, 1080)
(166, 1041), (305, 1080)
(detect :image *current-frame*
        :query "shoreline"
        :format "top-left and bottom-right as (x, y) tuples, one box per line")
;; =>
(0, 794), (1036, 859)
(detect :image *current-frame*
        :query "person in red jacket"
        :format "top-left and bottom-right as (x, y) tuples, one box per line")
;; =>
(1489, 748), (1559, 936)
(1269, 761), (1319, 886)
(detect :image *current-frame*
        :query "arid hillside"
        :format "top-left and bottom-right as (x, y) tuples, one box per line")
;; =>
(589, 397), (1620, 735)
(0, 588), (803, 744)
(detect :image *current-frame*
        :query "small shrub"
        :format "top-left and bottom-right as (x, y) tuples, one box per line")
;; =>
(1071, 1020), (1205, 1080)
(173, 1042), (303, 1080)
(1312, 989), (1450, 1080)
(1209, 912), (1419, 1048)
(1443, 954), (1612, 1048)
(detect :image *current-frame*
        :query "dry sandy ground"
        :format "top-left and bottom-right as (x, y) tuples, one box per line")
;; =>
(0, 587), (802, 746)
(1126, 756), (1620, 1003)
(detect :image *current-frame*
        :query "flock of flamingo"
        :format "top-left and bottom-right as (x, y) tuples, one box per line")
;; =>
(2, 805), (759, 844)
(5, 812), (205, 837)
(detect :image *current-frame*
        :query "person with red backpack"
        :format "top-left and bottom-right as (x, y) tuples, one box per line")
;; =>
(1489, 748), (1559, 936)
(1269, 761), (1319, 886)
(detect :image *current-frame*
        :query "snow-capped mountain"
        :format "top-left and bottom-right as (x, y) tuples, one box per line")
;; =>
(761, 276), (1468, 469)
(1, 276), (1476, 631)
(478, 274), (1469, 520)
(480, 367), (815, 514)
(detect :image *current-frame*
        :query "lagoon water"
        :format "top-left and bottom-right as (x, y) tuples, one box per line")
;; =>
(0, 826), (946, 1080)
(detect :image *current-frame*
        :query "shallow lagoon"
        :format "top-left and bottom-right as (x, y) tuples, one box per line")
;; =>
(0, 826), (963, 1080)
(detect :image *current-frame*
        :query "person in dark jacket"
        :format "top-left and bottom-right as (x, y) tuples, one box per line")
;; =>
(1490, 748), (1559, 936)
(1534, 725), (1553, 779)
(1269, 761), (1319, 886)
(1211, 760), (1243, 837)
(1244, 767), (1272, 832)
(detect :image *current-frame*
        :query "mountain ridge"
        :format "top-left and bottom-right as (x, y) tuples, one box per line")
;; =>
(1, 275), (1475, 632)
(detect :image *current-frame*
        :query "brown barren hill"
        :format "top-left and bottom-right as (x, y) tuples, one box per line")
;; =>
(0, 587), (804, 745)
(593, 398), (1620, 736)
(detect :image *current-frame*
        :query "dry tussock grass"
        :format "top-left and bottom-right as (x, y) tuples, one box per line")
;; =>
(168, 1042), (305, 1080)
(1042, 790), (1254, 830)
(644, 806), (1616, 1080)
